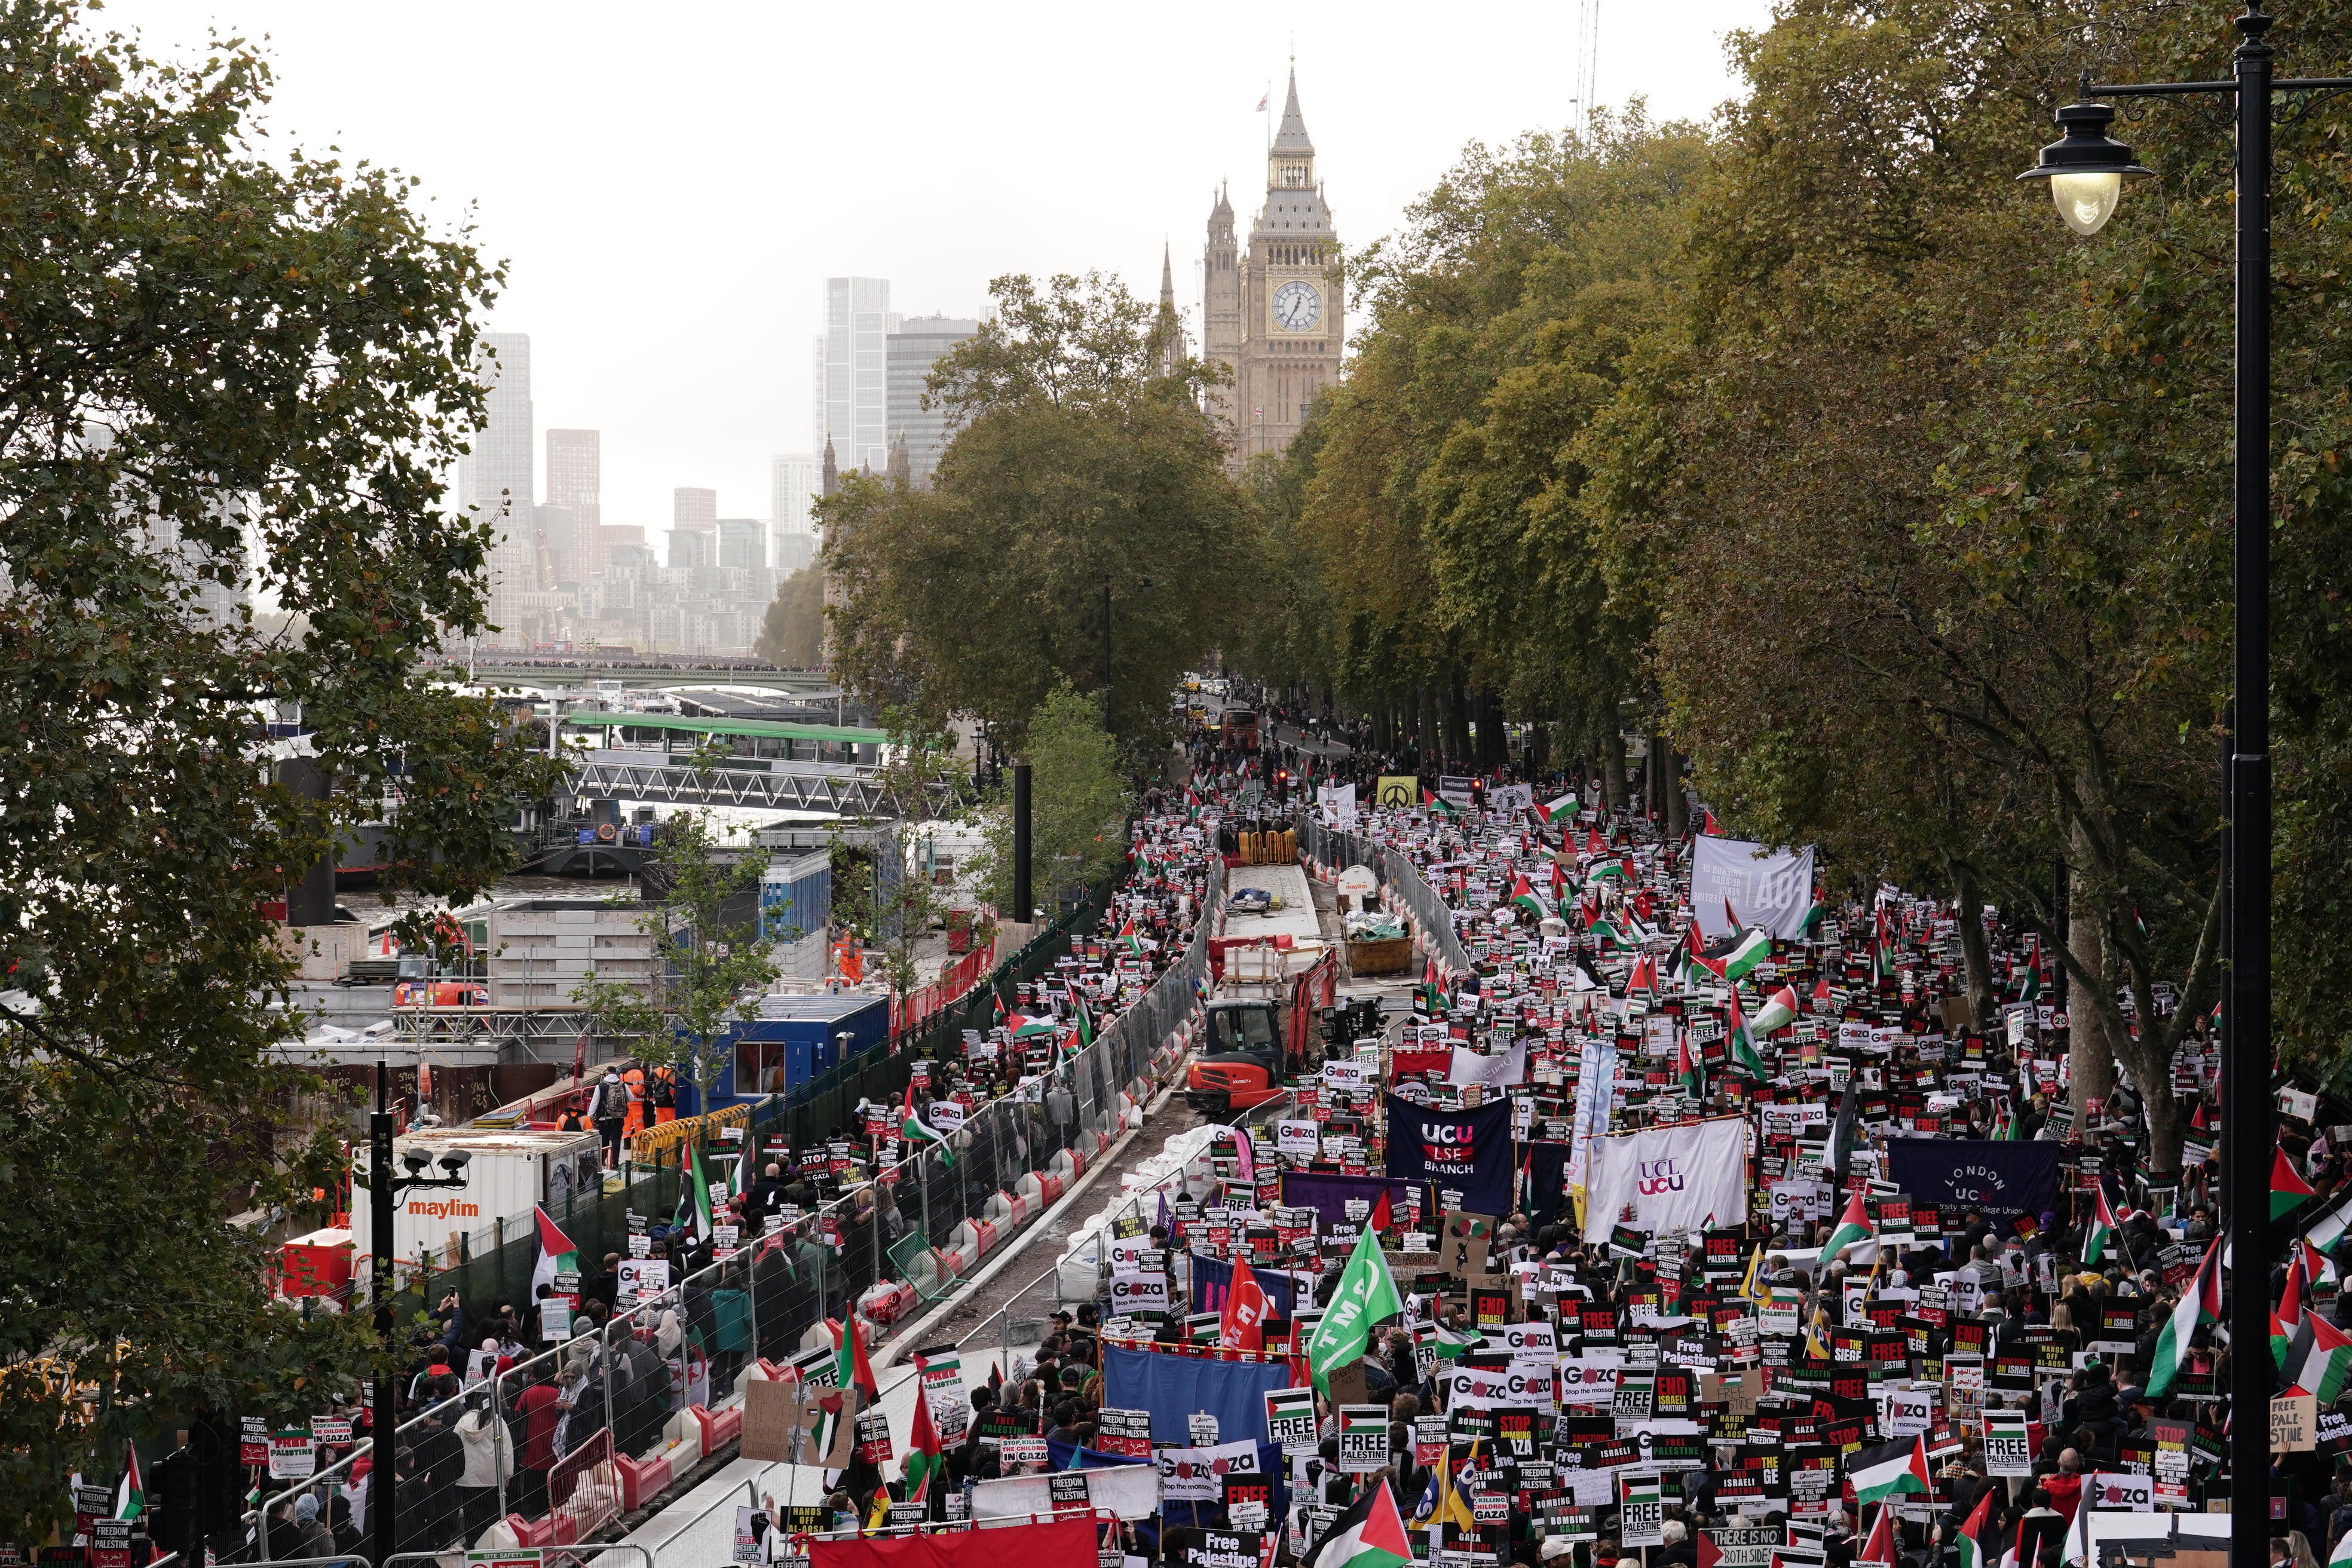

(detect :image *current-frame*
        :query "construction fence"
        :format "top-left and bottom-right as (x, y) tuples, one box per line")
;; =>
(237, 860), (1222, 1563)
(1298, 820), (1470, 976)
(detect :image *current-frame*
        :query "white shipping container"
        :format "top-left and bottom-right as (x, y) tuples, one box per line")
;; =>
(351, 1126), (604, 1274)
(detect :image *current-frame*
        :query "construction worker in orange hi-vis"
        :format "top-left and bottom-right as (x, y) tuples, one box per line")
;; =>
(650, 1064), (677, 1125)
(622, 1066), (647, 1139)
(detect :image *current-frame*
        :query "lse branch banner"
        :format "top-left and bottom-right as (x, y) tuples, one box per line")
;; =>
(1382, 1094), (1514, 1217)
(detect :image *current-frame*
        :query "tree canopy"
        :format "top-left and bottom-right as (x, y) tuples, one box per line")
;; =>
(1226, 0), (2352, 1162)
(0, 3), (554, 1530)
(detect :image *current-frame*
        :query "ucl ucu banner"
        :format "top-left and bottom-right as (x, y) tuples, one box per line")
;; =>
(1636, 1157), (1688, 1196)
(1384, 1093), (1514, 1217)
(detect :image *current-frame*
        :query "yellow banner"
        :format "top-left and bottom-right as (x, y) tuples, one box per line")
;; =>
(1374, 775), (1420, 810)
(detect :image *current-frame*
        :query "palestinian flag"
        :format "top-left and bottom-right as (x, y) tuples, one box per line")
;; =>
(2081, 1187), (2118, 1267)
(1303, 1476), (1413, 1568)
(2145, 1237), (2221, 1398)
(1117, 917), (1146, 958)
(1694, 925), (1771, 984)
(1810, 975), (1834, 1013)
(1585, 828), (1609, 856)
(2332, 1518), (2352, 1568)
(1068, 982), (1095, 1047)
(677, 1140), (717, 1241)
(2287, 1312), (2352, 1404)
(1952, 1487), (1995, 1568)
(1419, 957), (1444, 1014)
(1625, 953), (1658, 996)
(2304, 1189), (2352, 1254)
(901, 1080), (954, 1168)
(2274, 1148), (2319, 1220)
(2015, 937), (2042, 1002)
(1799, 900), (1829, 936)
(1430, 1322), (1478, 1361)
(530, 1204), (581, 1303)
(1006, 1011), (1057, 1041)
(1588, 917), (1634, 950)
(1701, 810), (1721, 836)
(1820, 1189), (1876, 1263)
(1855, 1505), (1897, 1567)
(112, 1439), (143, 1521)
(903, 1361), (947, 1499)
(2277, 1251), (2310, 1370)
(819, 1301), (880, 1464)
(1509, 875), (1549, 920)
(1535, 792), (1576, 825)
(1724, 986), (1768, 1078)
(1873, 905), (1895, 985)
(1750, 985), (1800, 1035)
(1677, 1034), (1706, 1101)
(1848, 1435), (1930, 1506)
(1587, 857), (1630, 883)
(1421, 788), (1459, 818)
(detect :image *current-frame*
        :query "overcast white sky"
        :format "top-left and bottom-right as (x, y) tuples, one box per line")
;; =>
(102, 0), (1774, 549)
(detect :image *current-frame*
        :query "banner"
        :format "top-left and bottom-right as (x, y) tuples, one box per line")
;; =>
(1569, 1038), (1619, 1194)
(1579, 1119), (1750, 1242)
(1102, 1343), (1301, 1443)
(1690, 837), (1817, 940)
(1882, 1138), (2060, 1224)
(810, 1516), (1100, 1568)
(1279, 1172), (1435, 1232)
(972, 1459), (1163, 1521)
(1374, 776), (1420, 811)
(1383, 1095), (1515, 1217)
(1192, 1254), (1299, 1323)
(1447, 1039), (1528, 1088)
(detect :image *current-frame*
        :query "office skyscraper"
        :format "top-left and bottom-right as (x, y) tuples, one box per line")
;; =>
(770, 453), (819, 575)
(457, 332), (534, 639)
(545, 428), (601, 580)
(811, 278), (899, 474)
(886, 316), (981, 490)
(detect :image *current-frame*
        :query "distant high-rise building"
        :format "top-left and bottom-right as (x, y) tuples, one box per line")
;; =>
(886, 316), (981, 489)
(673, 487), (718, 532)
(771, 452), (819, 576)
(457, 332), (534, 637)
(533, 503), (578, 586)
(716, 517), (764, 572)
(546, 428), (601, 577)
(811, 278), (899, 474)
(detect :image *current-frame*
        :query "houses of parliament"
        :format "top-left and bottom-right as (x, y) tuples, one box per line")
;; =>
(1202, 67), (1343, 473)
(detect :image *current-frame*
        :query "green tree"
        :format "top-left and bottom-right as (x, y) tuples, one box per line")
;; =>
(972, 685), (1130, 917)
(823, 719), (981, 996)
(754, 564), (827, 667)
(0, 2), (556, 1534)
(823, 272), (1242, 743)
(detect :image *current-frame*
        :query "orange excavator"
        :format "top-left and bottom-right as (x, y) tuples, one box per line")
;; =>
(1184, 995), (1382, 1116)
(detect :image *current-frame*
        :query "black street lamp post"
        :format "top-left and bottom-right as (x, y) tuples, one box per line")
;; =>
(2017, 11), (2351, 1557)
(368, 1059), (470, 1568)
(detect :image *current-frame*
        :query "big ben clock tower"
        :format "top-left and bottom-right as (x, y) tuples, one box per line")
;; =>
(1202, 66), (1343, 473)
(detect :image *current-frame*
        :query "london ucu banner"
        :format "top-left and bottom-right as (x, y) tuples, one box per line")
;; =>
(1383, 1094), (1514, 1217)
(1577, 1117), (1750, 1243)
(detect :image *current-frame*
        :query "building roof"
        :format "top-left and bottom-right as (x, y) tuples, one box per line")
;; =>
(1272, 67), (1313, 155)
(565, 711), (890, 746)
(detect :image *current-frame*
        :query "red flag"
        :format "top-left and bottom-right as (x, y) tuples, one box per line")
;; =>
(1368, 1189), (1393, 1235)
(1219, 1256), (1268, 1351)
(1857, 1505), (1897, 1566)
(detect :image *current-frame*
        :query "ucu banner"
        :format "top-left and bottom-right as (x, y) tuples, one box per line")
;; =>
(1383, 1093), (1513, 1217)
(1578, 1117), (1750, 1244)
(1636, 1157), (1688, 1196)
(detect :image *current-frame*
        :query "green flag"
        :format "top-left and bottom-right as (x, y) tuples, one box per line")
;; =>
(1307, 1225), (1403, 1394)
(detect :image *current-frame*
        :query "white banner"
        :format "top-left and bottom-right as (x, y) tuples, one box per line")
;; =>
(1569, 1037), (1618, 1193)
(974, 1460), (1163, 1520)
(1579, 1118), (1751, 1242)
(1156, 1438), (1262, 1502)
(1447, 1038), (1528, 1088)
(1690, 837), (1817, 941)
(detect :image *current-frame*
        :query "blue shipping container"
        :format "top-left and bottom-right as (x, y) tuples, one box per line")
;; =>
(682, 991), (890, 1113)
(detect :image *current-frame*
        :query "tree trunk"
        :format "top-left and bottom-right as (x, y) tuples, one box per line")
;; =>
(1603, 731), (1628, 814)
(2066, 857), (2117, 1124)
(1948, 856), (1995, 1028)
(1444, 672), (1472, 764)
(1664, 749), (1689, 838)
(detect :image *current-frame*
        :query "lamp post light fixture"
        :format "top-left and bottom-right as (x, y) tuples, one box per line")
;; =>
(2017, 12), (2351, 1561)
(369, 1058), (470, 1568)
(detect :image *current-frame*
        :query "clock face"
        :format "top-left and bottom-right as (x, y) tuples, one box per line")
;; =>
(1271, 280), (1322, 332)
